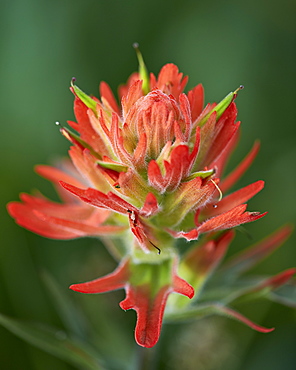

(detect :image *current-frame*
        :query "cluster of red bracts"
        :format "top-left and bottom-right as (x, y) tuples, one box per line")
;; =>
(8, 62), (295, 348)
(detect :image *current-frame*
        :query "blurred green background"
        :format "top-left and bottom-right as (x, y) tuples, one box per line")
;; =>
(1, 0), (295, 369)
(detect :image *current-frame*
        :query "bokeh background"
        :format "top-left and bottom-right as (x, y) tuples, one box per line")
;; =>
(1, 0), (295, 369)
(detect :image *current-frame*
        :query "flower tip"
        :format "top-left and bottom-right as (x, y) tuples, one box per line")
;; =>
(173, 275), (195, 299)
(69, 284), (79, 292)
(133, 43), (149, 94)
(6, 202), (16, 217)
(136, 335), (158, 348)
(260, 327), (275, 333)
(69, 282), (93, 293)
(71, 78), (76, 90)
(234, 85), (244, 95)
(187, 286), (195, 299)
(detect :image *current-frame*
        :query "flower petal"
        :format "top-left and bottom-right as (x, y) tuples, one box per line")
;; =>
(172, 275), (195, 299)
(70, 259), (130, 293)
(206, 103), (240, 167)
(170, 205), (267, 241)
(148, 160), (166, 193)
(69, 146), (111, 192)
(220, 141), (260, 193)
(187, 84), (204, 123)
(152, 63), (188, 99)
(8, 201), (81, 239)
(36, 164), (85, 203)
(184, 231), (235, 277)
(7, 193), (119, 239)
(118, 72), (140, 100)
(211, 304), (274, 333)
(221, 225), (293, 276)
(205, 180), (265, 217)
(197, 204), (267, 234)
(60, 181), (137, 215)
(33, 210), (126, 237)
(122, 80), (143, 119)
(120, 284), (171, 348)
(229, 268), (296, 305)
(258, 269), (296, 290)
(69, 95), (108, 155)
(120, 258), (194, 347)
(99, 81), (120, 115)
(140, 193), (159, 217)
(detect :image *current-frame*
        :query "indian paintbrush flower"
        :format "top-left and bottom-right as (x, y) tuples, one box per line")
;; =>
(8, 49), (295, 348)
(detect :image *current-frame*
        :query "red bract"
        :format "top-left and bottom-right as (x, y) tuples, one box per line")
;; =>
(8, 53), (295, 347)
(7, 164), (124, 239)
(70, 257), (193, 348)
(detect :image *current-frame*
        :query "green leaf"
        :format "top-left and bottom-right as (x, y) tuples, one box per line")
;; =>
(183, 168), (215, 181)
(269, 280), (296, 308)
(165, 302), (246, 323)
(196, 278), (262, 304)
(223, 269), (296, 305)
(71, 80), (98, 115)
(41, 270), (89, 340)
(223, 284), (271, 305)
(198, 85), (243, 127)
(165, 303), (274, 333)
(165, 303), (217, 322)
(133, 43), (149, 95)
(96, 160), (128, 173)
(218, 225), (293, 280)
(60, 126), (101, 159)
(0, 313), (105, 370)
(200, 277), (273, 306)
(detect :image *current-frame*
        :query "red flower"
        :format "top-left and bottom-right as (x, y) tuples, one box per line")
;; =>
(8, 52), (294, 347)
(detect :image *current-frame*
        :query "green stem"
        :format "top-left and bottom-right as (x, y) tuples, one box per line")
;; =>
(135, 346), (155, 370)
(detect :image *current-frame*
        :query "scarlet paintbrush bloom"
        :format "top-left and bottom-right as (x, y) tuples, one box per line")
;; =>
(8, 49), (295, 348)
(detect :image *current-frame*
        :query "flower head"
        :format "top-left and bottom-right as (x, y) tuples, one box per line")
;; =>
(8, 50), (295, 347)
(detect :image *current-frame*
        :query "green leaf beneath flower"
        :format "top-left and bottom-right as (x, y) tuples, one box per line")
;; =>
(164, 302), (274, 333)
(269, 280), (296, 308)
(165, 302), (225, 322)
(218, 225), (293, 280)
(41, 270), (89, 340)
(0, 313), (105, 370)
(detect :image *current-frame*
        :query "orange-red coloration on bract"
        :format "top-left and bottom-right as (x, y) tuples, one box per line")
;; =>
(8, 61), (295, 348)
